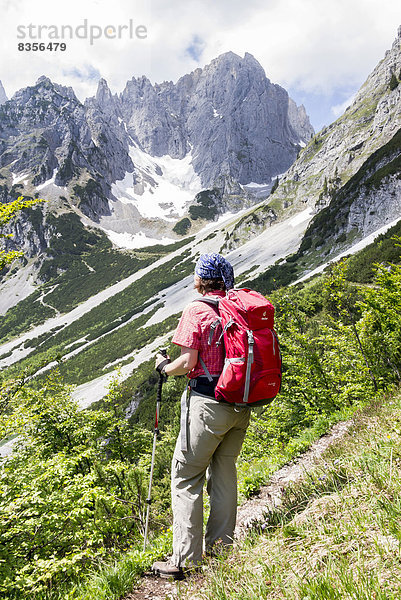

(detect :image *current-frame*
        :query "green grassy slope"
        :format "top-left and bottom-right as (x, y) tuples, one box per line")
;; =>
(4, 252), (194, 384)
(0, 209), (193, 343)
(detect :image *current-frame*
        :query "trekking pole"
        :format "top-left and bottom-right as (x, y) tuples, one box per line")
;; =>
(143, 349), (168, 551)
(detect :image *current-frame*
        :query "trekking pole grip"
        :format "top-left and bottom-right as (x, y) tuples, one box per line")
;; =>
(156, 348), (168, 402)
(157, 373), (164, 402)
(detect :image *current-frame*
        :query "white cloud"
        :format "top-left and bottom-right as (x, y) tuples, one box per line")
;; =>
(331, 92), (357, 118)
(0, 0), (400, 114)
(0, 0), (152, 100)
(194, 0), (400, 95)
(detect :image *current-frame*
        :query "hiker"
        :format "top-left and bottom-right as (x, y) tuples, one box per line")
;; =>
(152, 253), (251, 579)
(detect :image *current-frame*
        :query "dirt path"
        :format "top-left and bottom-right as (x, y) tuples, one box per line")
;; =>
(235, 419), (350, 536)
(124, 576), (183, 600)
(125, 419), (351, 599)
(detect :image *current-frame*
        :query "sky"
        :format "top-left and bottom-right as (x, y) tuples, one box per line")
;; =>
(0, 0), (400, 132)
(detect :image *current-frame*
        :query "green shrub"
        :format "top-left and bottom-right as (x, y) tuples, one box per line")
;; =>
(389, 72), (399, 91)
(188, 189), (222, 221)
(173, 217), (191, 235)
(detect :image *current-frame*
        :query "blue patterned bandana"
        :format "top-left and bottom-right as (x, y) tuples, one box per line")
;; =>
(195, 253), (234, 290)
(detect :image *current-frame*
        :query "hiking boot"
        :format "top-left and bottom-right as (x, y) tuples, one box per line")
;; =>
(152, 559), (185, 580)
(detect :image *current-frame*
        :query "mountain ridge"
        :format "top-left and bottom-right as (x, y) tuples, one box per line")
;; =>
(273, 25), (401, 212)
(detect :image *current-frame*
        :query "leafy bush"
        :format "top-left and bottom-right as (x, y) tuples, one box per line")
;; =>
(0, 371), (177, 597)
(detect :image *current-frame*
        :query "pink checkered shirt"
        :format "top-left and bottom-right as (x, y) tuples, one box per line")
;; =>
(172, 291), (225, 379)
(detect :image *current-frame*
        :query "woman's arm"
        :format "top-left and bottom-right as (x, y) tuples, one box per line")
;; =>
(155, 347), (198, 376)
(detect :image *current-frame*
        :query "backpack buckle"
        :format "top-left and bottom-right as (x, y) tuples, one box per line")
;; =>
(208, 319), (222, 345)
(216, 318), (235, 346)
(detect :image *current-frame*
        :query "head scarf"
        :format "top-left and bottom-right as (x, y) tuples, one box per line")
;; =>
(195, 253), (234, 290)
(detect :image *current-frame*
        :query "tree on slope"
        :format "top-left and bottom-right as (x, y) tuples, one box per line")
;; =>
(0, 195), (45, 270)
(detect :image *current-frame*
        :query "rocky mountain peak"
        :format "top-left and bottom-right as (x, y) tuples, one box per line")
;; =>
(203, 51), (267, 83)
(243, 50), (268, 70)
(123, 74), (153, 94)
(93, 78), (120, 120)
(393, 24), (401, 48)
(96, 78), (113, 102)
(36, 75), (51, 84)
(11, 76), (79, 108)
(208, 50), (242, 67)
(114, 50), (314, 185)
(0, 81), (8, 105)
(179, 52), (314, 185)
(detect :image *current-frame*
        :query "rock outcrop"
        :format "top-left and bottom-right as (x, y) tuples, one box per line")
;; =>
(299, 126), (401, 256)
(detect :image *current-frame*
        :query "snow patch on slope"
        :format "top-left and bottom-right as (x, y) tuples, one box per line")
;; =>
(111, 146), (202, 221)
(0, 264), (36, 313)
(36, 168), (59, 190)
(73, 332), (173, 408)
(289, 207), (314, 227)
(213, 107), (223, 118)
(244, 182), (271, 189)
(11, 172), (29, 185)
(0, 251), (184, 369)
(104, 229), (175, 249)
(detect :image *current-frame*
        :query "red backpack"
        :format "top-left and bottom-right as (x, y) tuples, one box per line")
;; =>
(197, 288), (282, 406)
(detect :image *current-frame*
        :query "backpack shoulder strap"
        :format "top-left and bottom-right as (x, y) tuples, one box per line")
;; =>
(199, 356), (213, 382)
(194, 297), (222, 345)
(194, 296), (221, 308)
(193, 297), (223, 381)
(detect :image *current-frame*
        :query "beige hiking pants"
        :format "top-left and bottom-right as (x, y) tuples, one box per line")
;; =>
(171, 390), (251, 567)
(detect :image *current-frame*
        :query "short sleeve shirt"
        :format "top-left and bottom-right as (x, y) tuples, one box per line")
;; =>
(172, 291), (225, 379)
